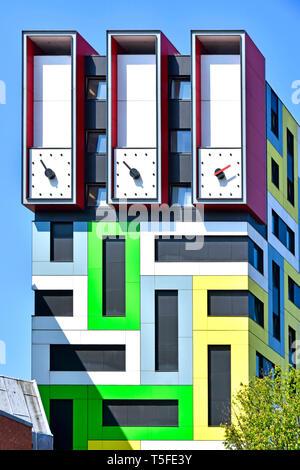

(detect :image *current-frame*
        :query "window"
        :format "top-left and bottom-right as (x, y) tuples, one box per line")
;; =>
(272, 261), (280, 341)
(87, 132), (106, 153)
(208, 291), (249, 317)
(50, 345), (126, 371)
(271, 89), (279, 137)
(170, 79), (191, 100)
(102, 400), (178, 427)
(35, 290), (73, 317)
(50, 400), (73, 450)
(170, 130), (191, 153)
(288, 277), (300, 309)
(272, 210), (279, 238)
(256, 352), (274, 378)
(170, 185), (192, 206)
(103, 237), (125, 317)
(208, 346), (231, 426)
(87, 78), (106, 100)
(272, 210), (295, 254)
(50, 222), (73, 262)
(249, 292), (264, 327)
(271, 158), (279, 189)
(288, 327), (296, 368)
(248, 239), (264, 274)
(286, 227), (295, 254)
(87, 185), (107, 207)
(287, 129), (294, 206)
(155, 291), (178, 372)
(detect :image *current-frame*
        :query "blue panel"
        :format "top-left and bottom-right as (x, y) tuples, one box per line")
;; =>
(140, 276), (155, 324)
(141, 371), (179, 385)
(154, 275), (193, 290)
(140, 323), (155, 372)
(73, 222), (88, 275)
(178, 290), (193, 337)
(32, 222), (50, 262)
(266, 83), (283, 156)
(178, 337), (193, 384)
(268, 244), (285, 357)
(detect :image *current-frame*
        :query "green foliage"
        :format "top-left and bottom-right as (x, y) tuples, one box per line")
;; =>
(223, 365), (300, 450)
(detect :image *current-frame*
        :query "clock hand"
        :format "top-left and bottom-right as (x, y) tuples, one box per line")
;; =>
(214, 165), (231, 180)
(40, 160), (56, 180)
(123, 161), (140, 180)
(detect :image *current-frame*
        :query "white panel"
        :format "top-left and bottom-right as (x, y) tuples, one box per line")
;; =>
(34, 56), (71, 101)
(141, 440), (225, 450)
(50, 371), (140, 386)
(117, 100), (156, 148)
(34, 101), (71, 148)
(201, 100), (241, 148)
(154, 262), (248, 276)
(117, 55), (156, 101)
(201, 55), (240, 101)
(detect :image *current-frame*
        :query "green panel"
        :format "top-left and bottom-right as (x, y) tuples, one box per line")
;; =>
(267, 140), (285, 207)
(88, 222), (140, 330)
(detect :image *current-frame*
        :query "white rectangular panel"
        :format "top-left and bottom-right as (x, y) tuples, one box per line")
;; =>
(117, 101), (156, 148)
(117, 54), (156, 101)
(34, 100), (71, 148)
(34, 56), (71, 102)
(201, 100), (241, 147)
(201, 55), (240, 101)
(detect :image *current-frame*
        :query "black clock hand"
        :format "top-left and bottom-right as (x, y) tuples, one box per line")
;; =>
(123, 161), (140, 180)
(40, 159), (56, 180)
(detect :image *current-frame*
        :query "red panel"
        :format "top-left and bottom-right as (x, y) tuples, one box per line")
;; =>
(110, 38), (119, 200)
(195, 38), (204, 199)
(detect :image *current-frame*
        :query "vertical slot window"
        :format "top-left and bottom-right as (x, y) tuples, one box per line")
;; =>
(170, 79), (191, 100)
(50, 222), (73, 262)
(288, 327), (296, 368)
(272, 261), (280, 341)
(87, 132), (107, 153)
(208, 346), (231, 426)
(155, 291), (178, 372)
(271, 158), (279, 189)
(271, 90), (279, 137)
(170, 185), (192, 206)
(87, 78), (107, 100)
(287, 129), (294, 206)
(103, 236), (125, 317)
(170, 130), (191, 153)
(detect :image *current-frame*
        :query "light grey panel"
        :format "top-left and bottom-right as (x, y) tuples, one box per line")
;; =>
(85, 56), (107, 76)
(86, 154), (107, 183)
(169, 153), (192, 183)
(168, 55), (191, 76)
(85, 100), (107, 130)
(168, 101), (191, 129)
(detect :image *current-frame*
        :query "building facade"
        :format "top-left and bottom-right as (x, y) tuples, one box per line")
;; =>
(22, 30), (300, 450)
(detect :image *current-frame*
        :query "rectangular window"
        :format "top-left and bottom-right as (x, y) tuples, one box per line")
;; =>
(87, 185), (107, 207)
(170, 185), (192, 206)
(103, 237), (125, 316)
(102, 400), (178, 427)
(87, 78), (107, 100)
(50, 222), (73, 262)
(170, 79), (191, 100)
(208, 346), (231, 426)
(288, 277), (300, 309)
(155, 235), (248, 262)
(50, 400), (73, 450)
(272, 210), (279, 238)
(286, 227), (295, 254)
(287, 129), (294, 206)
(50, 345), (125, 371)
(155, 291), (178, 372)
(249, 292), (264, 327)
(271, 158), (279, 189)
(87, 132), (106, 153)
(271, 89), (279, 137)
(248, 239), (264, 274)
(208, 291), (249, 317)
(256, 352), (274, 378)
(272, 210), (295, 254)
(35, 290), (73, 317)
(170, 130), (191, 153)
(272, 261), (280, 341)
(289, 327), (296, 368)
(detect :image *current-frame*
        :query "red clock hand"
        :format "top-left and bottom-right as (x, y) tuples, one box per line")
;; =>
(214, 165), (231, 176)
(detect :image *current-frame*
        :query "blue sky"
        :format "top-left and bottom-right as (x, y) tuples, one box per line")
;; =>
(0, 0), (299, 379)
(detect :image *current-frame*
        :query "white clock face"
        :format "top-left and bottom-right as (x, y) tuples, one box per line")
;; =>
(29, 149), (72, 200)
(113, 148), (157, 200)
(198, 148), (242, 200)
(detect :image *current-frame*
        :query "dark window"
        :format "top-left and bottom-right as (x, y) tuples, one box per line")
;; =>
(256, 352), (274, 378)
(170, 185), (192, 206)
(170, 79), (191, 100)
(287, 129), (294, 206)
(35, 290), (73, 317)
(50, 345), (125, 371)
(155, 291), (178, 371)
(50, 399), (73, 450)
(287, 227), (295, 254)
(289, 327), (296, 368)
(272, 261), (280, 341)
(87, 78), (106, 100)
(288, 277), (300, 309)
(272, 210), (295, 254)
(155, 235), (248, 262)
(103, 237), (126, 316)
(50, 222), (73, 262)
(87, 132), (106, 153)
(272, 210), (279, 238)
(271, 159), (279, 189)
(208, 291), (248, 316)
(170, 130), (191, 153)
(248, 239), (264, 274)
(102, 400), (178, 427)
(87, 185), (107, 207)
(271, 89), (279, 137)
(249, 293), (264, 327)
(208, 346), (231, 426)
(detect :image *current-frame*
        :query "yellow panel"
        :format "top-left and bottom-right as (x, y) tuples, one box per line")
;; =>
(88, 440), (141, 450)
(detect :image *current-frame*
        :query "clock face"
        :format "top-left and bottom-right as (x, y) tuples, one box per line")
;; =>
(29, 149), (72, 200)
(113, 148), (157, 200)
(198, 148), (242, 200)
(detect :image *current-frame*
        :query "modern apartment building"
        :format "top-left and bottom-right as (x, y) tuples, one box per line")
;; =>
(22, 29), (300, 450)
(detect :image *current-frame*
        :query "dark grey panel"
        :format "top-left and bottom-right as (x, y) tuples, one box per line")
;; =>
(208, 346), (231, 426)
(85, 55), (107, 76)
(168, 55), (191, 76)
(208, 291), (249, 316)
(50, 400), (73, 450)
(50, 222), (73, 262)
(169, 154), (192, 183)
(86, 154), (107, 183)
(102, 400), (178, 427)
(35, 290), (73, 317)
(103, 237), (126, 316)
(155, 236), (249, 262)
(155, 291), (178, 371)
(85, 100), (107, 130)
(50, 345), (125, 371)
(168, 101), (191, 129)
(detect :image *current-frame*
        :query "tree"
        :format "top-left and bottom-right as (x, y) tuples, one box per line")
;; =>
(223, 365), (300, 450)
